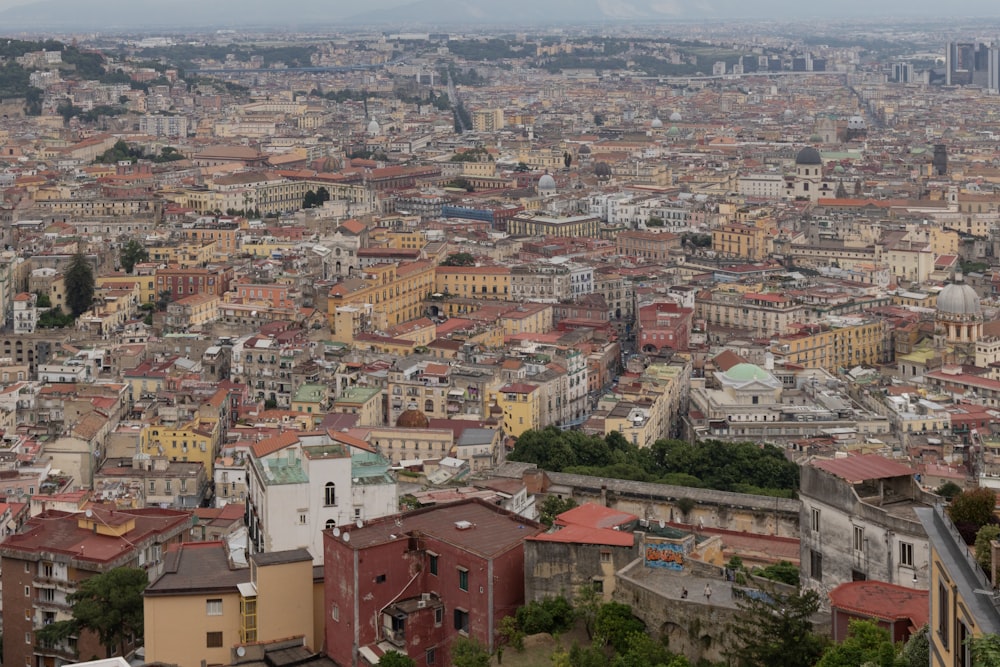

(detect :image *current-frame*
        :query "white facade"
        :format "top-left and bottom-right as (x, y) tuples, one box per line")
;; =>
(247, 431), (397, 564)
(738, 173), (785, 199)
(13, 293), (37, 334)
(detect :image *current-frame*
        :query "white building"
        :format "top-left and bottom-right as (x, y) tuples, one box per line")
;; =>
(246, 430), (397, 564)
(738, 173), (785, 199)
(138, 114), (190, 137)
(12, 292), (37, 334)
(799, 455), (934, 607)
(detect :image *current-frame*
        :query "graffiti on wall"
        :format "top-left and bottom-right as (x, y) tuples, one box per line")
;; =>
(644, 541), (684, 570)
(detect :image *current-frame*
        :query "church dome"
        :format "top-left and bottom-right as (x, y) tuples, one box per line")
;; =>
(579, 144), (591, 154)
(724, 363), (773, 383)
(366, 118), (380, 135)
(937, 280), (981, 316)
(667, 126), (681, 137)
(651, 117), (663, 128)
(538, 173), (556, 191)
(396, 407), (429, 428)
(669, 111), (682, 122)
(795, 146), (822, 165)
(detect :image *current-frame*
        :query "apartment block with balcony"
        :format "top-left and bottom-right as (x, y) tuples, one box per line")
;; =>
(0, 507), (190, 667)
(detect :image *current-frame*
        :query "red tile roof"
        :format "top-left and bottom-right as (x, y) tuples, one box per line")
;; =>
(528, 523), (634, 547)
(829, 580), (928, 628)
(811, 455), (914, 483)
(556, 502), (637, 530)
(250, 431), (300, 458)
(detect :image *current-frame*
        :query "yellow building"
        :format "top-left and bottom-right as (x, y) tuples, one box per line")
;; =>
(435, 265), (511, 300)
(291, 383), (329, 416)
(386, 229), (426, 250)
(501, 303), (553, 336)
(327, 260), (436, 341)
(472, 108), (505, 132)
(140, 418), (220, 475)
(495, 383), (541, 437)
(506, 213), (601, 238)
(147, 240), (219, 268)
(771, 319), (889, 372)
(712, 222), (773, 261)
(240, 237), (298, 258)
(144, 544), (320, 667)
(332, 386), (383, 426)
(917, 505), (1000, 667)
(98, 272), (158, 305)
(164, 293), (220, 331)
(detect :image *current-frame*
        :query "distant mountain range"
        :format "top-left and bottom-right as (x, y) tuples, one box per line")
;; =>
(1, 0), (998, 30)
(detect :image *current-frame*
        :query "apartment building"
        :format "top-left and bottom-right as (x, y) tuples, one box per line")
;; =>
(615, 230), (682, 262)
(771, 318), (891, 372)
(323, 499), (544, 667)
(434, 265), (511, 300)
(246, 430), (397, 565)
(328, 261), (436, 341)
(696, 289), (808, 337)
(0, 507), (190, 667)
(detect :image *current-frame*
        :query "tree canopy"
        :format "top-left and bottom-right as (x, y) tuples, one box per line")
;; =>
(64, 253), (96, 317)
(451, 636), (490, 667)
(37, 567), (148, 658)
(727, 588), (827, 667)
(378, 651), (415, 667)
(508, 428), (799, 497)
(815, 620), (897, 667)
(120, 239), (149, 274)
(440, 252), (476, 267)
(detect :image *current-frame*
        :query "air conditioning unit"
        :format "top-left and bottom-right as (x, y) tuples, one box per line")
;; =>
(421, 593), (431, 602)
(417, 600), (427, 609)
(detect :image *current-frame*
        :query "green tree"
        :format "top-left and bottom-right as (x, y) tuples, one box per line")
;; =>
(119, 239), (149, 274)
(497, 614), (524, 656)
(538, 495), (576, 527)
(935, 481), (963, 500)
(451, 636), (490, 667)
(976, 524), (1000, 571)
(948, 487), (997, 530)
(378, 651), (415, 667)
(970, 633), (1000, 665)
(900, 625), (929, 667)
(64, 253), (95, 317)
(303, 190), (319, 209)
(316, 186), (330, 204)
(563, 151), (572, 169)
(37, 567), (148, 658)
(612, 631), (689, 667)
(34, 291), (51, 308)
(815, 620), (898, 667)
(440, 252), (476, 267)
(575, 582), (601, 639)
(727, 589), (827, 667)
(756, 561), (800, 587)
(593, 601), (645, 654)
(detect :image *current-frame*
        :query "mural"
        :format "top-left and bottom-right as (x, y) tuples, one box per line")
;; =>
(644, 541), (684, 570)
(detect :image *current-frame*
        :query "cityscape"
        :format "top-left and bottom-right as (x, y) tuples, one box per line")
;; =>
(1, 3), (1000, 667)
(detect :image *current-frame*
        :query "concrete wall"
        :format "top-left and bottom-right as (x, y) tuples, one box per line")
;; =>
(538, 470), (800, 538)
(525, 538), (639, 603)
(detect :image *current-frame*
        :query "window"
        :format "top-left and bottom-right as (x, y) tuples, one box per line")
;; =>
(453, 609), (470, 634)
(299, 514), (307, 525)
(25, 632), (31, 644)
(375, 574), (386, 584)
(853, 526), (865, 553)
(24, 586), (30, 597)
(434, 607), (443, 626)
(810, 507), (820, 532)
(324, 482), (336, 506)
(592, 578), (604, 593)
(206, 632), (223, 648)
(458, 567), (469, 591)
(600, 551), (611, 563)
(332, 604), (340, 622)
(938, 582), (950, 649)
(426, 648), (436, 665)
(326, 519), (336, 530)
(809, 549), (822, 581)
(206, 599), (223, 616)
(429, 553), (438, 576)
(899, 542), (914, 568)
(959, 621), (971, 667)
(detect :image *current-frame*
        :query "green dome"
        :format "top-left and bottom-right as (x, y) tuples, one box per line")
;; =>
(725, 363), (772, 382)
(667, 126), (680, 136)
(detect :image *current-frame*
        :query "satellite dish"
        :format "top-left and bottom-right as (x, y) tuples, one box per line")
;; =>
(658, 520), (665, 529)
(85, 509), (93, 518)
(332, 527), (341, 537)
(356, 519), (363, 528)
(342, 532), (350, 542)
(236, 647), (246, 657)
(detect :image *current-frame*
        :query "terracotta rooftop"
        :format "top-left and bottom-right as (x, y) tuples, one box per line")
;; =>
(812, 455), (915, 483)
(829, 580), (928, 628)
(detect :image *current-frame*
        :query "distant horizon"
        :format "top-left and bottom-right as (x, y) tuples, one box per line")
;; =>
(0, 0), (1000, 33)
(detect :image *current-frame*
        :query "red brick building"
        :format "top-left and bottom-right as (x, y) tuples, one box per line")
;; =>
(0, 506), (190, 667)
(637, 301), (693, 354)
(155, 265), (234, 300)
(323, 499), (544, 667)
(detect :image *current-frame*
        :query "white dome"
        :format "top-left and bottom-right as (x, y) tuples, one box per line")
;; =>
(651, 117), (663, 128)
(669, 111), (682, 122)
(538, 174), (556, 191)
(937, 281), (980, 316)
(366, 119), (380, 135)
(847, 116), (867, 130)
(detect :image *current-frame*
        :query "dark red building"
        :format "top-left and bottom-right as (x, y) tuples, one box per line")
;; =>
(324, 499), (544, 667)
(155, 265), (234, 300)
(637, 301), (693, 355)
(829, 580), (928, 643)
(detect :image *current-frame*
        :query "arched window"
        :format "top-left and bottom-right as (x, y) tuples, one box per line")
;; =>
(324, 482), (336, 506)
(425, 399), (434, 412)
(326, 519), (336, 530)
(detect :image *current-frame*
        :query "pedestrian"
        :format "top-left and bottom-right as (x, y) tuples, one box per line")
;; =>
(704, 583), (712, 601)
(680, 587), (688, 599)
